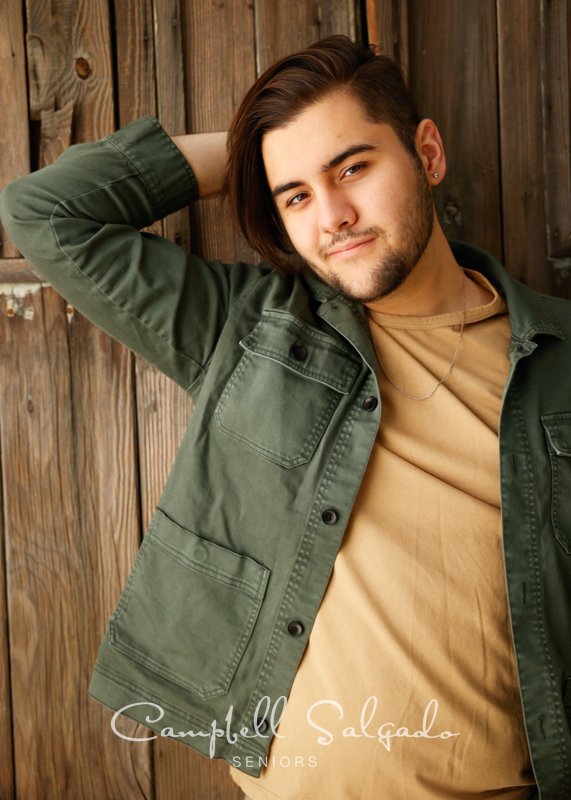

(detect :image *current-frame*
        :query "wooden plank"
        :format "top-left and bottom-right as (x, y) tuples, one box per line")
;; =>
(0, 434), (14, 800)
(64, 303), (154, 799)
(366, 0), (410, 76)
(0, 284), (150, 797)
(2, 2), (153, 797)
(153, 0), (192, 252)
(0, 0), (31, 258)
(39, 100), (74, 168)
(540, 0), (571, 298)
(497, 0), (551, 292)
(0, 259), (44, 283)
(53, 0), (155, 794)
(255, 0), (359, 73)
(408, 0), (502, 259)
(182, 0), (257, 266)
(114, 0), (158, 128)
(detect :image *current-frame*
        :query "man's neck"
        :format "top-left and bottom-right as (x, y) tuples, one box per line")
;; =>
(364, 224), (493, 317)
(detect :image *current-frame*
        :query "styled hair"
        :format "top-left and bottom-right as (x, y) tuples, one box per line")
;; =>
(224, 35), (421, 272)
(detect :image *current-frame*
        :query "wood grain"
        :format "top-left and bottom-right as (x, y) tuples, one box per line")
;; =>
(0, 285), (151, 797)
(0, 259), (44, 283)
(0, 0), (31, 258)
(497, 0), (551, 291)
(39, 100), (74, 168)
(25, 0), (114, 141)
(183, 0), (258, 267)
(366, 0), (410, 76)
(255, 0), (359, 73)
(66, 304), (153, 799)
(0, 391), (14, 800)
(540, 0), (571, 297)
(153, 0), (192, 253)
(408, 0), (502, 260)
(5, 1), (152, 797)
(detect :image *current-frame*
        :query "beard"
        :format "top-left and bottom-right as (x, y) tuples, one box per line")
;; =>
(307, 155), (435, 304)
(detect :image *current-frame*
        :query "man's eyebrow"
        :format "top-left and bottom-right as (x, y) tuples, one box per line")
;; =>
(322, 143), (377, 171)
(271, 180), (305, 201)
(270, 143), (378, 200)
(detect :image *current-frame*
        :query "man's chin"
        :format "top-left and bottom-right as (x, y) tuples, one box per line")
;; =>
(325, 268), (408, 304)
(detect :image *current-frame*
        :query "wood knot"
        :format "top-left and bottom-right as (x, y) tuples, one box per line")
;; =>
(75, 57), (92, 79)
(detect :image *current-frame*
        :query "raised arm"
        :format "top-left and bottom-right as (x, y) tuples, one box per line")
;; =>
(0, 117), (269, 396)
(171, 131), (228, 198)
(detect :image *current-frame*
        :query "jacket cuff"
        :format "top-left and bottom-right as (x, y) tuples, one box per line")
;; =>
(104, 116), (200, 217)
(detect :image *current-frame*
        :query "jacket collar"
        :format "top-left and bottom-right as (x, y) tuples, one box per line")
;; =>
(300, 240), (565, 344)
(448, 240), (565, 342)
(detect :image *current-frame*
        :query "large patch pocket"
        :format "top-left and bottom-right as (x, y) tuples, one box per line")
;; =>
(215, 309), (360, 468)
(541, 412), (571, 554)
(109, 508), (270, 700)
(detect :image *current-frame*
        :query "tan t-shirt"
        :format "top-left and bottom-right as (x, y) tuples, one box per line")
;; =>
(230, 268), (536, 800)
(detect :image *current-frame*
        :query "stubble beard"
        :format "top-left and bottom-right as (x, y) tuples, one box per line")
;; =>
(309, 157), (435, 304)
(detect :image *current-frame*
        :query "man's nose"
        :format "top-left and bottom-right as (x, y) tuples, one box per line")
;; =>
(317, 191), (357, 233)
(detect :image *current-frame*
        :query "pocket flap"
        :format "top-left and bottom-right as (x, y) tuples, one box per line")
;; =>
(240, 309), (359, 394)
(542, 413), (571, 457)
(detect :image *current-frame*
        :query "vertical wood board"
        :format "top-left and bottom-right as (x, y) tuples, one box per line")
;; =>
(153, 0), (192, 251)
(366, 0), (410, 73)
(497, 0), (550, 290)
(540, 0), (571, 297)
(0, 399), (14, 800)
(0, 0), (31, 257)
(255, 0), (359, 74)
(183, 0), (258, 266)
(408, 0), (502, 258)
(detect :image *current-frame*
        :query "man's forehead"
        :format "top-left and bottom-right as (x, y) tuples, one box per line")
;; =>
(261, 108), (397, 195)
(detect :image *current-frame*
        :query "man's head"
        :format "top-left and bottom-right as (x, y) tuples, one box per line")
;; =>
(226, 35), (445, 302)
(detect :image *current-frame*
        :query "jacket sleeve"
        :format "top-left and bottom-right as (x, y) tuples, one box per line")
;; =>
(0, 116), (270, 394)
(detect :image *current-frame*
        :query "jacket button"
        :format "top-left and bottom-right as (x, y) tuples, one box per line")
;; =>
(290, 343), (307, 361)
(253, 716), (269, 734)
(321, 508), (339, 525)
(362, 395), (378, 411)
(287, 620), (305, 636)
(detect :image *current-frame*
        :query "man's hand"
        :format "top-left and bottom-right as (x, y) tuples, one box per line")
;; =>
(171, 131), (228, 198)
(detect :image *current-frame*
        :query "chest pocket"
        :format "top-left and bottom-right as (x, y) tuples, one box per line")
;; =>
(215, 309), (360, 468)
(541, 412), (571, 554)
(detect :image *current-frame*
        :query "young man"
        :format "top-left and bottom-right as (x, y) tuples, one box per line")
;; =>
(2, 35), (570, 800)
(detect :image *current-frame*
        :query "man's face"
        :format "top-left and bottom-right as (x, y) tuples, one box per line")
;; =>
(261, 89), (436, 303)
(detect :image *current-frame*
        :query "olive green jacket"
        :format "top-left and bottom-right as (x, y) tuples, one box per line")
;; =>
(1, 117), (570, 796)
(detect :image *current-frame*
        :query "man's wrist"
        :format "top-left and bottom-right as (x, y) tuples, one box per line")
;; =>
(171, 131), (228, 199)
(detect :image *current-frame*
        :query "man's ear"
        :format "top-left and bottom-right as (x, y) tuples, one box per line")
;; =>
(415, 119), (446, 185)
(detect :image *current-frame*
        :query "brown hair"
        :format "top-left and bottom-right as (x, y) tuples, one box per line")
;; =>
(224, 35), (421, 272)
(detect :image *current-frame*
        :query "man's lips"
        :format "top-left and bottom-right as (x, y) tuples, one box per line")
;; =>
(328, 237), (376, 258)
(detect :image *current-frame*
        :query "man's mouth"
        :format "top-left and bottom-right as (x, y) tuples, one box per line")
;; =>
(328, 237), (376, 259)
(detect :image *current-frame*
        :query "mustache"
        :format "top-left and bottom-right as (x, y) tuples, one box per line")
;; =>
(320, 227), (383, 258)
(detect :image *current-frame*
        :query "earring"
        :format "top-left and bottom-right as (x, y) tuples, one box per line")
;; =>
(432, 172), (439, 179)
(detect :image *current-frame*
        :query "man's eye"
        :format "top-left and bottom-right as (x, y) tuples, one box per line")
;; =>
(343, 163), (365, 178)
(287, 192), (307, 207)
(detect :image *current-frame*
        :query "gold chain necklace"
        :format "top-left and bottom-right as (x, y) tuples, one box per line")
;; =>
(367, 273), (467, 401)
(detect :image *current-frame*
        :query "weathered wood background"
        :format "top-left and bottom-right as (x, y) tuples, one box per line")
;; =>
(0, 1), (569, 798)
